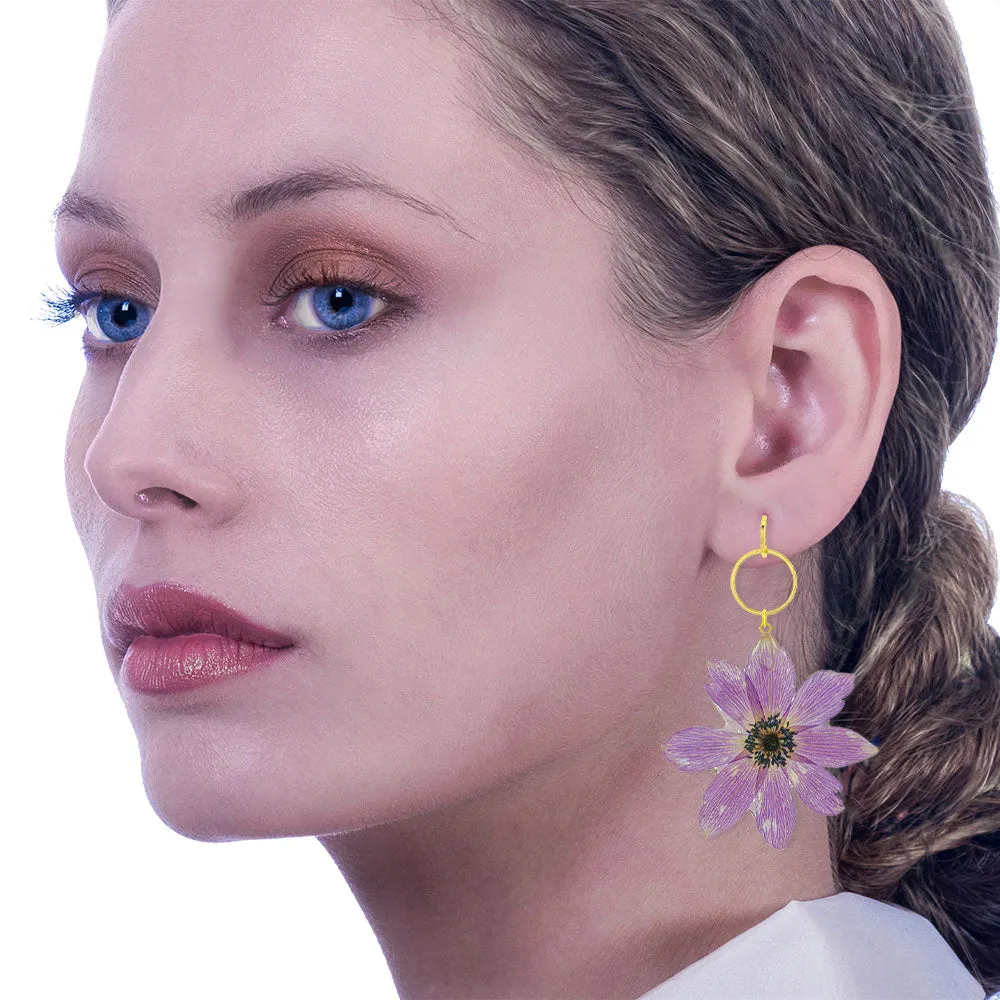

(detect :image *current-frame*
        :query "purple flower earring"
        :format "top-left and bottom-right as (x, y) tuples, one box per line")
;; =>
(662, 514), (879, 850)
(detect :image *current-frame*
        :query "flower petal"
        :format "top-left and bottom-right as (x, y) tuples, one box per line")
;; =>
(784, 670), (856, 729)
(705, 658), (756, 729)
(744, 644), (796, 718)
(747, 638), (793, 674)
(785, 758), (846, 816)
(793, 724), (880, 768)
(751, 764), (796, 850)
(662, 726), (746, 771)
(698, 755), (760, 837)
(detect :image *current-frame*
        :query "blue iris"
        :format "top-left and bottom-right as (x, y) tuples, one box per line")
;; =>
(94, 298), (149, 343)
(310, 286), (375, 331)
(87, 284), (376, 343)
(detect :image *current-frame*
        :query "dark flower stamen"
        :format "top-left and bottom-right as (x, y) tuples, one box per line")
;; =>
(744, 713), (797, 768)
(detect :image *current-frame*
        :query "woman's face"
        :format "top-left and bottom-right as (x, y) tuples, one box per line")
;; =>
(58, 0), (723, 840)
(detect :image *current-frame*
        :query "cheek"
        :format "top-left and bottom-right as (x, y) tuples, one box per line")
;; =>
(327, 362), (676, 778)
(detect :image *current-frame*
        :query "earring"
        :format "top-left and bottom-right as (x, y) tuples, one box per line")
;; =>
(661, 513), (879, 850)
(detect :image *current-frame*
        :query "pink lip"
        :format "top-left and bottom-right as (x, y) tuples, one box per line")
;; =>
(105, 581), (297, 653)
(120, 634), (294, 694)
(104, 581), (298, 693)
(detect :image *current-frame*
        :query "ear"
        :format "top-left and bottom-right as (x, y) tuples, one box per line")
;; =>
(707, 244), (901, 566)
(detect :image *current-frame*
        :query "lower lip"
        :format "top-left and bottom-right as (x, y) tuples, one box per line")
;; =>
(120, 634), (293, 694)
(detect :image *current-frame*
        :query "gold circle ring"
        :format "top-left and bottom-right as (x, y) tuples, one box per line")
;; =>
(729, 514), (797, 631)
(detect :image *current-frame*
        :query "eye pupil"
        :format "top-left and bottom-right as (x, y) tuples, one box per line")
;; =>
(329, 287), (353, 312)
(93, 296), (145, 343)
(112, 300), (139, 327)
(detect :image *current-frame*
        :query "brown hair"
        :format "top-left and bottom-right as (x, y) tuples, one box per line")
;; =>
(105, 0), (1000, 990)
(411, 0), (1000, 986)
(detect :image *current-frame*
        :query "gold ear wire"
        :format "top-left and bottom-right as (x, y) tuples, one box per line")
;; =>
(729, 514), (798, 646)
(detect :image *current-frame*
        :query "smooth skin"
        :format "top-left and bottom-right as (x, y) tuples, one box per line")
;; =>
(57, 1), (901, 997)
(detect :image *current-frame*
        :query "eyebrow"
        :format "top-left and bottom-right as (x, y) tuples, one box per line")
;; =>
(51, 160), (476, 241)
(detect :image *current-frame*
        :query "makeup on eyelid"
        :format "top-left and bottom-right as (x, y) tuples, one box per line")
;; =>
(53, 201), (464, 298)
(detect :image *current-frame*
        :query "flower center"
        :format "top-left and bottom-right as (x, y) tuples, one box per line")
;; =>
(744, 713), (797, 767)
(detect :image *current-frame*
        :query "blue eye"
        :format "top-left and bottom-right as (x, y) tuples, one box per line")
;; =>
(279, 283), (387, 339)
(36, 286), (143, 360)
(37, 258), (412, 361)
(83, 296), (151, 346)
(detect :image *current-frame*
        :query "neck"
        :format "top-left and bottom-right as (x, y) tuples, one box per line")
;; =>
(319, 703), (837, 999)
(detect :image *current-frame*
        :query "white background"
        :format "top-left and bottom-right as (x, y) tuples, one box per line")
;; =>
(3, 2), (999, 997)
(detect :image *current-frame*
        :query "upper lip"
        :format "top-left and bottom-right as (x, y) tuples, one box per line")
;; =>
(104, 581), (297, 654)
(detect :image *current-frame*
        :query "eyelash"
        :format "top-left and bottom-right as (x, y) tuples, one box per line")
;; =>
(38, 258), (413, 361)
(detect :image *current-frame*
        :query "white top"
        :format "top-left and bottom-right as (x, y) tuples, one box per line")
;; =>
(636, 891), (986, 1000)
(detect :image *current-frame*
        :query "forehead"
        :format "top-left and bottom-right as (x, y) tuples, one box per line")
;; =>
(64, 0), (525, 245)
(89, 0), (461, 152)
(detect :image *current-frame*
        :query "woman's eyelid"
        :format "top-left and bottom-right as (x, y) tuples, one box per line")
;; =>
(264, 253), (410, 306)
(72, 263), (158, 305)
(72, 254), (408, 319)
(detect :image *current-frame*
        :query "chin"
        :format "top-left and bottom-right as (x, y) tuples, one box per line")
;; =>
(133, 733), (316, 842)
(135, 738), (415, 843)
(141, 763), (297, 842)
